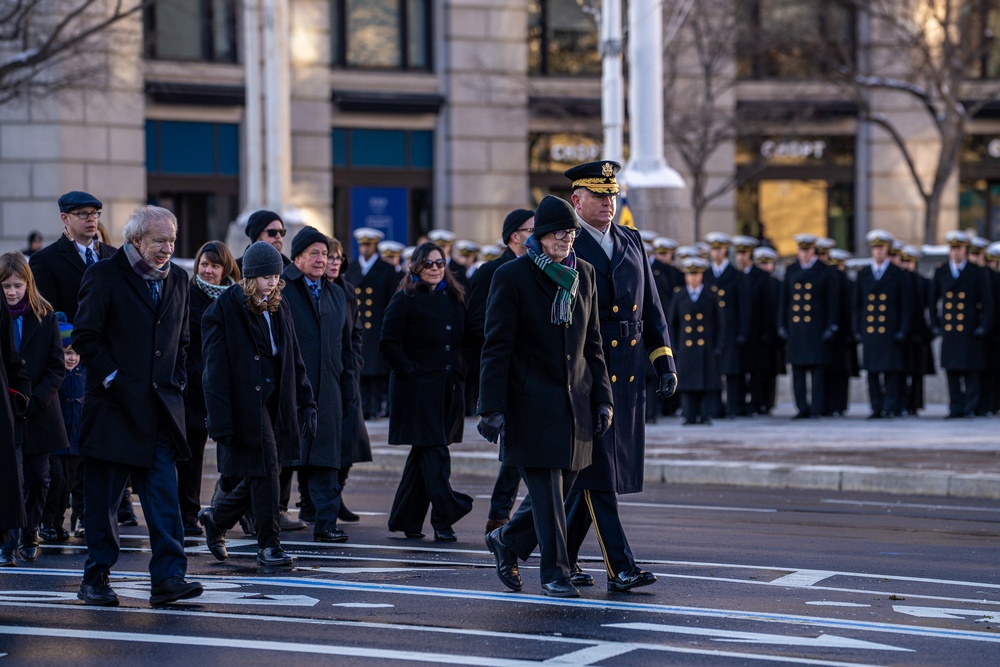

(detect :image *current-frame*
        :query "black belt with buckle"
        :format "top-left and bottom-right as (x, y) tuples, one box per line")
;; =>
(602, 320), (644, 338)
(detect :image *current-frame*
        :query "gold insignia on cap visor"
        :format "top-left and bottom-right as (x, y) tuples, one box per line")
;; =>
(602, 162), (614, 177)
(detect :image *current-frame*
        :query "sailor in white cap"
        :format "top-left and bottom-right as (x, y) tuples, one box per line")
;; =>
(703, 231), (749, 418)
(378, 240), (406, 270)
(929, 229), (992, 418)
(452, 240), (480, 287)
(731, 236), (759, 273)
(898, 244), (933, 417)
(969, 236), (990, 267)
(478, 244), (503, 263)
(750, 246), (782, 414)
(741, 241), (779, 416)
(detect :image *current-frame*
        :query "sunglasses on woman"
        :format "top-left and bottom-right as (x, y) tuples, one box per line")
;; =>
(420, 259), (447, 269)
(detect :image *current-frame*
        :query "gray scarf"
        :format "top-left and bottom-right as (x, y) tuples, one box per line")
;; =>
(124, 241), (171, 282)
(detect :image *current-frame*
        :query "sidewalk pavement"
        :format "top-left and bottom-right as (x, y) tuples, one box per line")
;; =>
(362, 402), (1000, 500)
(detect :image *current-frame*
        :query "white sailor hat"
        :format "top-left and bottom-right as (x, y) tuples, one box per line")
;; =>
(428, 229), (457, 243)
(986, 242), (1000, 260)
(638, 229), (657, 243)
(752, 247), (778, 262)
(793, 233), (818, 248)
(704, 232), (732, 248)
(945, 230), (971, 247)
(732, 235), (759, 251)
(353, 227), (384, 243)
(828, 249), (853, 264)
(865, 229), (894, 247)
(681, 257), (709, 273)
(455, 239), (480, 256)
(377, 240), (405, 257)
(653, 237), (678, 251)
(402, 246), (416, 262)
(889, 239), (905, 255)
(970, 236), (990, 252)
(816, 237), (836, 251)
(902, 244), (922, 261)
(479, 244), (503, 261)
(675, 245), (699, 259)
(694, 241), (710, 257)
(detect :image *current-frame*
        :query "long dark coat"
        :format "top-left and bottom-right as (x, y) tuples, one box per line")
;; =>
(183, 284), (215, 431)
(830, 267), (860, 376)
(479, 255), (612, 470)
(1, 300), (30, 531)
(333, 275), (372, 465)
(985, 269), (1000, 372)
(779, 260), (839, 367)
(18, 311), (68, 455)
(743, 265), (777, 372)
(74, 249), (191, 466)
(202, 285), (314, 477)
(281, 265), (355, 469)
(908, 271), (936, 377)
(855, 263), (913, 372)
(651, 258), (684, 317)
(929, 262), (994, 370)
(379, 282), (467, 447)
(667, 287), (724, 392)
(29, 234), (115, 321)
(703, 263), (749, 375)
(467, 248), (517, 348)
(345, 256), (399, 378)
(572, 224), (674, 494)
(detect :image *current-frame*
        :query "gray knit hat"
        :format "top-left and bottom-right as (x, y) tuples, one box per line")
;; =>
(241, 241), (284, 278)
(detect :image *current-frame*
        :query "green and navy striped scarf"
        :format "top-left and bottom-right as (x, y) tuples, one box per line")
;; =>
(525, 234), (579, 325)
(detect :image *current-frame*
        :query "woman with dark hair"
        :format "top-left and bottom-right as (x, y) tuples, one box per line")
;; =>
(379, 241), (472, 542)
(198, 241), (316, 567)
(179, 241), (240, 536)
(326, 238), (371, 523)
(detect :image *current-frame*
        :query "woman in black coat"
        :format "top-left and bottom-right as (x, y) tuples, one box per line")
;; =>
(379, 242), (472, 542)
(179, 241), (240, 536)
(0, 289), (30, 553)
(198, 242), (316, 567)
(0, 252), (67, 564)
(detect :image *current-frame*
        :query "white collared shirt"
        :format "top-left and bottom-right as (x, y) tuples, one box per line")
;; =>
(799, 257), (818, 271)
(871, 259), (890, 281)
(712, 259), (729, 279)
(357, 253), (378, 276)
(578, 216), (614, 259)
(688, 285), (703, 302)
(73, 239), (97, 264)
(950, 259), (966, 279)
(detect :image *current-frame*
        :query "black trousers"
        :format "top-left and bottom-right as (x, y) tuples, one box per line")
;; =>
(387, 446), (473, 533)
(488, 465), (521, 522)
(725, 373), (745, 417)
(360, 376), (388, 419)
(565, 488), (636, 579)
(946, 370), (981, 417)
(42, 454), (81, 527)
(826, 369), (850, 415)
(867, 371), (900, 416)
(500, 468), (577, 585)
(306, 466), (342, 533)
(905, 372), (925, 414)
(792, 365), (825, 416)
(747, 371), (770, 414)
(21, 451), (50, 532)
(681, 391), (713, 423)
(214, 473), (281, 549)
(177, 427), (208, 525)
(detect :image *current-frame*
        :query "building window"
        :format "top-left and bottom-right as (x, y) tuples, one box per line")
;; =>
(736, 0), (854, 80)
(964, 1), (1000, 78)
(331, 0), (432, 70)
(144, 0), (238, 63)
(529, 0), (601, 75)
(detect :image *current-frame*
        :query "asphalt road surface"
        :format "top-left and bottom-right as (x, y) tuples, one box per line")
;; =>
(1, 470), (998, 666)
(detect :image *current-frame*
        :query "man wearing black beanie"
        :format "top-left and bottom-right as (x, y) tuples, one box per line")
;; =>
(237, 210), (291, 272)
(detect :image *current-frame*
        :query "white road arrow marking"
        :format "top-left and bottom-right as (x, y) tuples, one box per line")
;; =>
(606, 622), (910, 652)
(114, 586), (319, 607)
(893, 605), (1000, 621)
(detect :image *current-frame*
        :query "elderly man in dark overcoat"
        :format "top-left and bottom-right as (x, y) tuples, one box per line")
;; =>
(562, 160), (676, 593)
(479, 195), (613, 598)
(1, 299), (30, 540)
(281, 226), (355, 542)
(73, 205), (202, 607)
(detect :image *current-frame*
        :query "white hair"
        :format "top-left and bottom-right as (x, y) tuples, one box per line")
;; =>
(122, 205), (177, 244)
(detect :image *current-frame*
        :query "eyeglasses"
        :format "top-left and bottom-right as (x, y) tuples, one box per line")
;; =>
(329, 255), (344, 262)
(420, 259), (447, 269)
(516, 227), (534, 235)
(69, 210), (101, 220)
(265, 228), (287, 238)
(551, 230), (578, 241)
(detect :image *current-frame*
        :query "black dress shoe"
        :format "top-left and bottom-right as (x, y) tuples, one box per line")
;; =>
(239, 513), (257, 537)
(18, 530), (39, 561)
(607, 566), (657, 592)
(434, 528), (457, 542)
(569, 563), (594, 587)
(78, 576), (119, 606)
(404, 531), (425, 539)
(792, 412), (810, 420)
(0, 550), (15, 567)
(118, 507), (139, 527)
(541, 578), (580, 598)
(183, 522), (204, 537)
(150, 577), (204, 606)
(73, 519), (86, 538)
(315, 529), (349, 543)
(257, 546), (293, 566)
(484, 528), (522, 591)
(338, 505), (360, 523)
(198, 508), (228, 561)
(39, 524), (67, 542)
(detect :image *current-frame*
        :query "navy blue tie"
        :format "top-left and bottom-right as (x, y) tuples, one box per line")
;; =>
(309, 282), (321, 304)
(85, 247), (96, 266)
(148, 280), (160, 306)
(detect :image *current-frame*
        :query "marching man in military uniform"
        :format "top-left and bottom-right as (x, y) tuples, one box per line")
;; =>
(929, 231), (994, 418)
(855, 230), (913, 419)
(668, 258), (723, 425)
(753, 247), (785, 413)
(779, 234), (839, 419)
(562, 159), (676, 592)
(703, 232), (750, 418)
(345, 227), (401, 419)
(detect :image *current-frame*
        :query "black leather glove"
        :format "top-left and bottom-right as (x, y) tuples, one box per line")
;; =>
(656, 372), (677, 399)
(477, 412), (505, 444)
(777, 327), (788, 342)
(594, 403), (613, 437)
(894, 330), (907, 342)
(8, 389), (29, 419)
(300, 406), (318, 443)
(973, 326), (986, 338)
(820, 327), (836, 343)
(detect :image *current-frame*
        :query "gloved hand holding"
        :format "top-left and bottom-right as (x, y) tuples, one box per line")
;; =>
(477, 412), (505, 444)
(8, 389), (28, 419)
(300, 406), (318, 443)
(657, 372), (677, 399)
(594, 403), (613, 437)
(820, 326), (836, 343)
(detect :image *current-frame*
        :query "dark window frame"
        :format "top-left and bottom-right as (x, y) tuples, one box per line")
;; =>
(330, 0), (433, 71)
(529, 0), (601, 76)
(144, 0), (239, 64)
